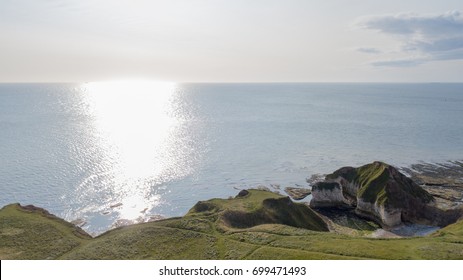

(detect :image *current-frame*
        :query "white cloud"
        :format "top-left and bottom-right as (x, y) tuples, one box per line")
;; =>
(357, 11), (463, 67)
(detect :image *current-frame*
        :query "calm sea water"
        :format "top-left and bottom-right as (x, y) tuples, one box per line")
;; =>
(1, 83), (462, 235)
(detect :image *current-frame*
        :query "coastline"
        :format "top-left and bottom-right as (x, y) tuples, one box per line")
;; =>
(1, 161), (462, 260)
(2, 83), (463, 235)
(68, 160), (463, 235)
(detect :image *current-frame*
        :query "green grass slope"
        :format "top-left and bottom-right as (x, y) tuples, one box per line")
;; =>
(325, 161), (434, 207)
(188, 189), (329, 232)
(0, 204), (91, 259)
(1, 190), (463, 259)
(355, 162), (434, 207)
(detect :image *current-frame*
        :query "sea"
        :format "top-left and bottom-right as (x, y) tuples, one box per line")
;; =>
(1, 82), (462, 235)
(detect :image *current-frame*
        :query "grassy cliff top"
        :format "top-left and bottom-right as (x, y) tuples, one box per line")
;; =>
(324, 161), (434, 207)
(0, 203), (91, 259)
(188, 189), (328, 231)
(2, 189), (463, 259)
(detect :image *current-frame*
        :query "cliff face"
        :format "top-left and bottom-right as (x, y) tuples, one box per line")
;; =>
(310, 182), (350, 208)
(310, 162), (436, 227)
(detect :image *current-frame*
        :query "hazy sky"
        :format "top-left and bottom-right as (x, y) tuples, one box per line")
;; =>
(1, 0), (463, 82)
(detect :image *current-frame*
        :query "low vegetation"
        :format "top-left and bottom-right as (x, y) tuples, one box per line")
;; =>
(1, 189), (463, 259)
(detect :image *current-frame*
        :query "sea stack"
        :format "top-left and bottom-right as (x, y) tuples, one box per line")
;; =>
(310, 161), (435, 227)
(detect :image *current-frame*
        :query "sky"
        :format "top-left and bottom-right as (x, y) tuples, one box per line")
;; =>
(1, 0), (463, 82)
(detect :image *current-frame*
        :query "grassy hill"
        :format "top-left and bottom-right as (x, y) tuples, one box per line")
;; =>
(1, 189), (463, 259)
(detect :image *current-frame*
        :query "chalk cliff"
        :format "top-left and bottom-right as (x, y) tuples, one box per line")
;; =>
(310, 162), (436, 227)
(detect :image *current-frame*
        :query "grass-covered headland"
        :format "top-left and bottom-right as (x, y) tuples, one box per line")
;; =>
(1, 187), (463, 260)
(2, 161), (463, 259)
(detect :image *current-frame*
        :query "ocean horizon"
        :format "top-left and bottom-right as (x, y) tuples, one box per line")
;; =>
(1, 82), (462, 235)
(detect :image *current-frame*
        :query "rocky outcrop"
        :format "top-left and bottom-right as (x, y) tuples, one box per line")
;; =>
(311, 182), (349, 207)
(284, 187), (311, 200)
(310, 162), (443, 227)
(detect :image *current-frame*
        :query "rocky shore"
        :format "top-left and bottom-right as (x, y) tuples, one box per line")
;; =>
(310, 162), (463, 228)
(1, 161), (463, 260)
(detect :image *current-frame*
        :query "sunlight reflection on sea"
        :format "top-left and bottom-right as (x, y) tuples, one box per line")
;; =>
(72, 81), (199, 233)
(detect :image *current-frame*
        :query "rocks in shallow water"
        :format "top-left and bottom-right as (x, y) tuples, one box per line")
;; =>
(402, 161), (463, 187)
(71, 218), (86, 227)
(284, 187), (311, 200)
(147, 215), (164, 222)
(112, 217), (145, 228)
(110, 203), (122, 208)
(422, 186), (463, 204)
(112, 219), (134, 228)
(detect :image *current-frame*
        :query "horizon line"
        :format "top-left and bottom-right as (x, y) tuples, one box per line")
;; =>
(1, 81), (463, 84)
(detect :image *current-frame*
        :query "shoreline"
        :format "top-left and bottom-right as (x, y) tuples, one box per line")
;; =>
(89, 160), (463, 235)
(1, 160), (462, 237)
(2, 160), (463, 259)
(1, 187), (463, 259)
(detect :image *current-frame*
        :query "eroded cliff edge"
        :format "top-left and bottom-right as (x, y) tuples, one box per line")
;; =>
(310, 161), (463, 227)
(2, 161), (463, 259)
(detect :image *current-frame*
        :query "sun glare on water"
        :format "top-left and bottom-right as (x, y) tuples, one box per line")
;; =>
(80, 80), (184, 225)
